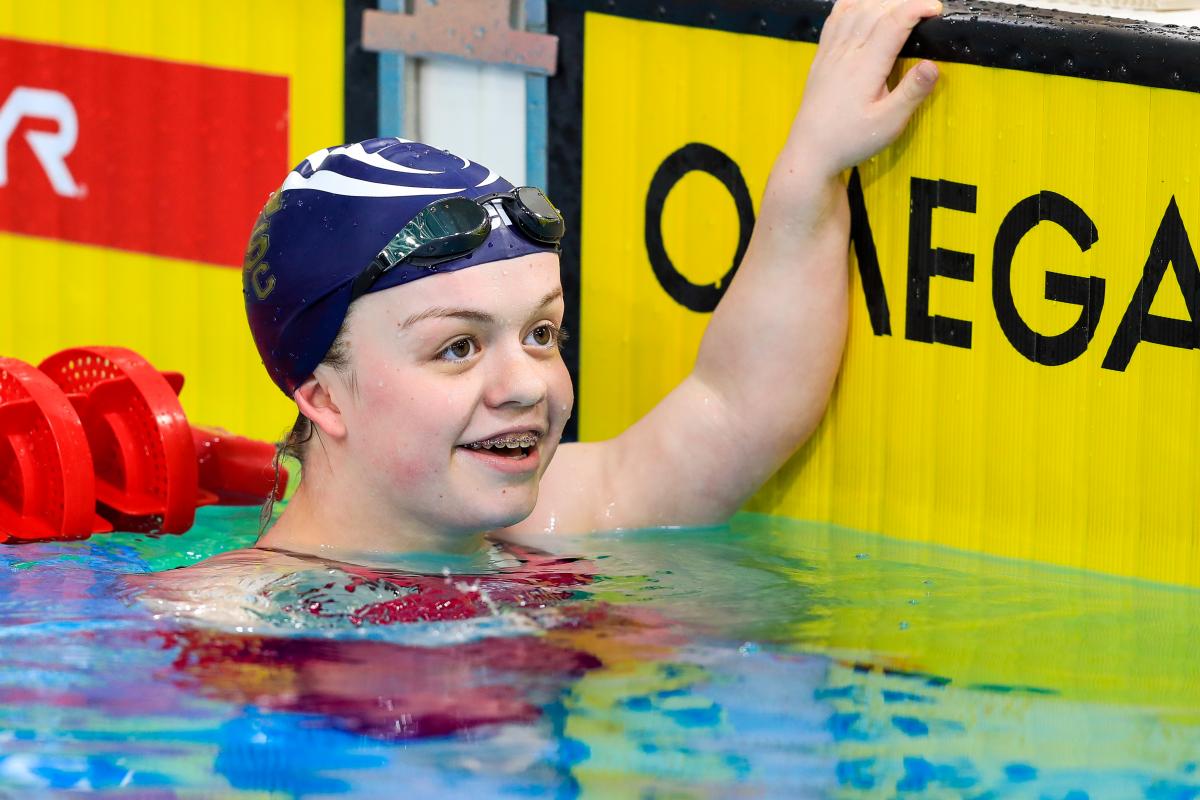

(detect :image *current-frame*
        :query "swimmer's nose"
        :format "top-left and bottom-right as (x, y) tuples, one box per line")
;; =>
(484, 346), (547, 409)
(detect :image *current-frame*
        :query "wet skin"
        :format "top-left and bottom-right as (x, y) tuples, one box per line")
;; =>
(267, 253), (574, 556)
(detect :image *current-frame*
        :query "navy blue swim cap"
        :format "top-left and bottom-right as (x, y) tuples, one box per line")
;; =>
(243, 138), (558, 395)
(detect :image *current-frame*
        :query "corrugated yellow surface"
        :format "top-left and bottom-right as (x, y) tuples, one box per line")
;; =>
(580, 12), (1200, 587)
(0, 1), (343, 440)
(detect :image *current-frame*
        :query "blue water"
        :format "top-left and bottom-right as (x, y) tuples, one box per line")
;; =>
(1, 507), (1198, 798)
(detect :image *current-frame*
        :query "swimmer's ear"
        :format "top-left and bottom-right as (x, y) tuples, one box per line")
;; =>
(293, 372), (347, 440)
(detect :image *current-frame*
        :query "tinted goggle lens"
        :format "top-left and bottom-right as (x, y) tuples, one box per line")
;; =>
(352, 188), (564, 301)
(511, 187), (564, 243)
(383, 197), (490, 263)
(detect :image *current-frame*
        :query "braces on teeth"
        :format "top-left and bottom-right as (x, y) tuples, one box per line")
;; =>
(466, 433), (539, 450)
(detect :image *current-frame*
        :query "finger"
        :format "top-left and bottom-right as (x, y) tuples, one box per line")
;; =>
(844, 0), (891, 51)
(820, 0), (864, 49)
(823, 0), (860, 31)
(881, 0), (943, 47)
(878, 59), (939, 126)
(858, 0), (942, 87)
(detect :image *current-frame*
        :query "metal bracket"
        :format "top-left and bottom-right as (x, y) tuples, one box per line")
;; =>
(363, 0), (559, 76)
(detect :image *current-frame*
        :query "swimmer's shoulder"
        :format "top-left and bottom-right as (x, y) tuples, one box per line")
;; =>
(501, 440), (612, 536)
(131, 546), (314, 588)
(126, 546), (329, 626)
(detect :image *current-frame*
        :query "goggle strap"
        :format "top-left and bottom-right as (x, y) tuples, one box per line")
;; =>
(349, 256), (389, 302)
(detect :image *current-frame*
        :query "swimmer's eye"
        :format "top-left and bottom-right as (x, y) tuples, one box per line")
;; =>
(526, 323), (567, 349)
(439, 337), (478, 362)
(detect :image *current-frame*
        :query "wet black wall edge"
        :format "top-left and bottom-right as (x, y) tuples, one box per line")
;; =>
(547, 5), (585, 442)
(550, 0), (1200, 94)
(345, 0), (380, 144)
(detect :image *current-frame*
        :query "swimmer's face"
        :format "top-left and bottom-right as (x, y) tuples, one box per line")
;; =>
(335, 253), (572, 534)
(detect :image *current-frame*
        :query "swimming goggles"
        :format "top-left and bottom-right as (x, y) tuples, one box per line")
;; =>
(349, 187), (564, 301)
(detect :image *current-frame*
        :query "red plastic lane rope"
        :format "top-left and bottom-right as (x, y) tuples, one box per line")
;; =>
(0, 358), (109, 540)
(38, 347), (198, 534)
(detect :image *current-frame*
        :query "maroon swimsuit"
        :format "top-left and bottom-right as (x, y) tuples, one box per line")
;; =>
(160, 546), (626, 740)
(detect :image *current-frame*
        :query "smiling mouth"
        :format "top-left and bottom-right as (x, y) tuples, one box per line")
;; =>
(460, 431), (541, 459)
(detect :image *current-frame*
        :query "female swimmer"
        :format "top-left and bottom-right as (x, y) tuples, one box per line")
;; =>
(130, 1), (944, 741)
(206, 0), (939, 571)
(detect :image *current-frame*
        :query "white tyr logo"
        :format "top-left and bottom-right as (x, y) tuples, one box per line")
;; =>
(0, 87), (83, 198)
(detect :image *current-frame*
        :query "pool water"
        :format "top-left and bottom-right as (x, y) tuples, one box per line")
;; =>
(1, 508), (1198, 798)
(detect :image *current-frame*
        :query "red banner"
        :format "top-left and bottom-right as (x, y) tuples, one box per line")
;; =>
(0, 37), (288, 268)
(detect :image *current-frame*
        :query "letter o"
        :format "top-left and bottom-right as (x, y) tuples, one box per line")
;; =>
(644, 143), (755, 312)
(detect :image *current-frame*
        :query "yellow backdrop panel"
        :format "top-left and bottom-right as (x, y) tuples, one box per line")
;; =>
(0, 0), (343, 440)
(580, 12), (1200, 587)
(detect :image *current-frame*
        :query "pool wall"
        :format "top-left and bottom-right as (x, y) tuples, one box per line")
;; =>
(548, 0), (1200, 587)
(0, 0), (346, 439)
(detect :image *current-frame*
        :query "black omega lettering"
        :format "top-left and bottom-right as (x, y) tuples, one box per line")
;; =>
(906, 177), (977, 348)
(848, 167), (892, 336)
(1103, 197), (1200, 371)
(993, 191), (1103, 366)
(644, 143), (755, 312)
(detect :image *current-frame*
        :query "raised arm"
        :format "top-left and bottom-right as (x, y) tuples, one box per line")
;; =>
(519, 0), (942, 535)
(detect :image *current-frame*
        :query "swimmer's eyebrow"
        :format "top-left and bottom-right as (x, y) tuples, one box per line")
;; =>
(536, 287), (564, 308)
(399, 288), (564, 330)
(400, 307), (493, 329)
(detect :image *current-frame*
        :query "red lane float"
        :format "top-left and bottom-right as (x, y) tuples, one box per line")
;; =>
(192, 426), (284, 507)
(39, 347), (203, 534)
(0, 347), (286, 543)
(0, 358), (111, 540)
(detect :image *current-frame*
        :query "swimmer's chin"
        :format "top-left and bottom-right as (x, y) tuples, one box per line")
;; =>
(481, 504), (538, 534)
(475, 492), (541, 537)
